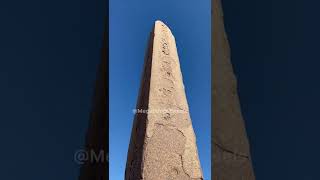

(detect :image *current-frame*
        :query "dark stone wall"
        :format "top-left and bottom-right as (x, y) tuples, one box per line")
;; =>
(213, 0), (255, 179)
(79, 18), (107, 180)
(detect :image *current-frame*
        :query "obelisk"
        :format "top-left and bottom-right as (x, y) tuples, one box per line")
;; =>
(213, 0), (255, 179)
(125, 20), (203, 180)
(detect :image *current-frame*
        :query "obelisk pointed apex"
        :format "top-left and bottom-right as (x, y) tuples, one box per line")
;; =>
(155, 19), (164, 24)
(154, 20), (174, 38)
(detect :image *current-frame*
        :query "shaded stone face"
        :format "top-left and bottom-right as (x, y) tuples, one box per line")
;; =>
(78, 21), (107, 180)
(125, 21), (203, 180)
(213, 0), (255, 179)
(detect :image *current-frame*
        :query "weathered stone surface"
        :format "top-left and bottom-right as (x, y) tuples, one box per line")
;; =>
(125, 20), (203, 180)
(213, 0), (255, 179)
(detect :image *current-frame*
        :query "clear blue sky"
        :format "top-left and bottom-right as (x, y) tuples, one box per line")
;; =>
(110, 0), (211, 179)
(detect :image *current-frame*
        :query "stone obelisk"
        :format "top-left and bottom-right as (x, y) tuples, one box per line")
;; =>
(125, 20), (203, 180)
(213, 0), (255, 179)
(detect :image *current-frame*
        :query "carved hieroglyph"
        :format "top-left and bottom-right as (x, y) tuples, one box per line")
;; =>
(213, 0), (255, 179)
(125, 20), (203, 180)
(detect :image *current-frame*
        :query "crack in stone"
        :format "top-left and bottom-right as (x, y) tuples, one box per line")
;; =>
(179, 154), (191, 178)
(176, 128), (186, 138)
(179, 154), (203, 180)
(213, 141), (249, 159)
(154, 123), (186, 138)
